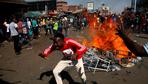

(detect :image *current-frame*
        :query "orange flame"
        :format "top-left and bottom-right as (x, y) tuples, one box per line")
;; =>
(82, 12), (135, 59)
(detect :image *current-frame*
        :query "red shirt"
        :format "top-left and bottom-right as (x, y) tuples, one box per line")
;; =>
(43, 38), (87, 59)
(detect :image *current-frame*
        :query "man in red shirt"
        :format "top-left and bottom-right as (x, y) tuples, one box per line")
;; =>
(39, 33), (87, 84)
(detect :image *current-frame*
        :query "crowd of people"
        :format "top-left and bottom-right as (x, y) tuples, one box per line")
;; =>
(0, 13), (88, 55)
(0, 13), (89, 84)
(38, 10), (148, 84)
(0, 10), (148, 54)
(1, 17), (33, 54)
(0, 9), (148, 84)
(84, 9), (148, 34)
(121, 11), (148, 33)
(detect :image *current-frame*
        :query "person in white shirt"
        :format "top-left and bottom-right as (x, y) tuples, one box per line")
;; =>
(27, 18), (31, 29)
(9, 18), (21, 55)
(26, 18), (33, 38)
(3, 20), (10, 41)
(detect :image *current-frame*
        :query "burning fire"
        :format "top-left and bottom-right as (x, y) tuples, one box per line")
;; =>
(82, 12), (135, 59)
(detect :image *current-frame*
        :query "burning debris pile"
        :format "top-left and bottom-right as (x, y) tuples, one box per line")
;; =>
(80, 11), (143, 73)
(83, 47), (142, 73)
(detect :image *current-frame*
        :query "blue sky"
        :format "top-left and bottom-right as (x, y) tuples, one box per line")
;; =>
(24, 0), (132, 13)
(65, 0), (132, 13)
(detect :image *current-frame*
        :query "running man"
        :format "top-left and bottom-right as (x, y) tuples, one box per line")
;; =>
(39, 33), (87, 84)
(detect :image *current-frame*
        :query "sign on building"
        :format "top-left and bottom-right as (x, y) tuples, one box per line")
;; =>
(87, 2), (94, 11)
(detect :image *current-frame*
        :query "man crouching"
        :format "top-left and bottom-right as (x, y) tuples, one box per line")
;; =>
(39, 33), (87, 84)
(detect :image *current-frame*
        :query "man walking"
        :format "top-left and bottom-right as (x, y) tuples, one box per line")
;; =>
(9, 18), (21, 55)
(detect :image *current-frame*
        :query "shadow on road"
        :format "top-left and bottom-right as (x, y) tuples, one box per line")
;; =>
(0, 68), (16, 72)
(0, 79), (11, 84)
(38, 70), (98, 84)
(38, 70), (81, 84)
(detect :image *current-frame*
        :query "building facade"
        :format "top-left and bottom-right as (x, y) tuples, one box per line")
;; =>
(68, 5), (80, 13)
(27, 0), (56, 11)
(56, 0), (68, 12)
(0, 0), (27, 21)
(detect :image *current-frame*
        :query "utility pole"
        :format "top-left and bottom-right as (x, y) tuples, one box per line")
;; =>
(134, 0), (137, 12)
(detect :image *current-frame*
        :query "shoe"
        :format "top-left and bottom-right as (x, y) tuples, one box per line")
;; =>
(82, 80), (87, 84)
(39, 53), (48, 60)
(82, 81), (86, 84)
(27, 46), (32, 50)
(44, 57), (48, 60)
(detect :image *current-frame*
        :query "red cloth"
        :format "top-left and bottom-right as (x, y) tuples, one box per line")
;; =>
(43, 38), (87, 59)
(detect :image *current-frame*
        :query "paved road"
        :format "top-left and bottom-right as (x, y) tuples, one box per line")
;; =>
(0, 28), (148, 84)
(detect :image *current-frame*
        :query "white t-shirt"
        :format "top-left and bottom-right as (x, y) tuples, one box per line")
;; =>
(9, 22), (18, 36)
(143, 42), (148, 54)
(63, 49), (74, 55)
(27, 21), (31, 29)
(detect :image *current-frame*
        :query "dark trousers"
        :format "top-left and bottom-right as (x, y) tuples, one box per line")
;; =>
(49, 28), (54, 35)
(53, 30), (58, 36)
(33, 27), (39, 38)
(6, 32), (10, 41)
(145, 25), (148, 33)
(45, 28), (50, 35)
(12, 35), (21, 53)
(0, 29), (4, 43)
(64, 27), (68, 36)
(49, 25), (53, 35)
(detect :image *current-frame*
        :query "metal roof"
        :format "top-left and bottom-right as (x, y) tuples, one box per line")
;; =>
(0, 0), (27, 5)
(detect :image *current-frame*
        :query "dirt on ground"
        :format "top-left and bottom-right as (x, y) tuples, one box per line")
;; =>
(0, 28), (148, 84)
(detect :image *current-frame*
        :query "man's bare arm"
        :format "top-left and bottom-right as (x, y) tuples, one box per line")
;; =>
(116, 28), (147, 56)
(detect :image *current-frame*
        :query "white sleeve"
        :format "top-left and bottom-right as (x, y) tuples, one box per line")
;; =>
(143, 43), (148, 54)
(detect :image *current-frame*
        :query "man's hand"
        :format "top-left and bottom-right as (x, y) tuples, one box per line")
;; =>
(72, 53), (78, 60)
(116, 25), (125, 37)
(63, 53), (72, 60)
(63, 53), (78, 60)
(72, 54), (78, 65)
(38, 53), (47, 59)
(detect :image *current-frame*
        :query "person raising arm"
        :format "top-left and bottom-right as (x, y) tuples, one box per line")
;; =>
(116, 27), (148, 56)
